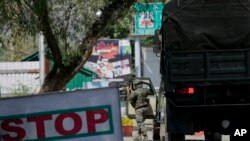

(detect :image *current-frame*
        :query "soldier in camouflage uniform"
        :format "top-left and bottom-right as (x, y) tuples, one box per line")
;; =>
(127, 79), (151, 141)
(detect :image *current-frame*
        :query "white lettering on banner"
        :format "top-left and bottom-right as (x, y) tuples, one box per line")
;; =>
(0, 105), (113, 141)
(234, 129), (247, 136)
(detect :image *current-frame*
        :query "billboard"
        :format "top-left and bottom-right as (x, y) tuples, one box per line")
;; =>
(84, 39), (132, 82)
(0, 87), (122, 141)
(135, 3), (164, 35)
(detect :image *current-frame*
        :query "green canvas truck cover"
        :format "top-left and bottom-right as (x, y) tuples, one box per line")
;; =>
(163, 0), (250, 50)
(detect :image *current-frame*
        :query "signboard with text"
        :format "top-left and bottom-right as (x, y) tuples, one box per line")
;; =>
(0, 88), (122, 141)
(84, 39), (132, 81)
(135, 3), (164, 35)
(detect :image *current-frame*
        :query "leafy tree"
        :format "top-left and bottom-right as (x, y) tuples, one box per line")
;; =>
(0, 0), (169, 93)
(0, 0), (134, 93)
(102, 14), (132, 38)
(0, 35), (37, 61)
(103, 0), (169, 39)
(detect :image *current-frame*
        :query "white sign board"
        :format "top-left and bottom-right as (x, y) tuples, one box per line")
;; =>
(0, 87), (122, 141)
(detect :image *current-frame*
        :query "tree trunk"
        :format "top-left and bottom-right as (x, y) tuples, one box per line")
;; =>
(39, 68), (71, 93)
(36, 0), (134, 93)
(39, 43), (93, 93)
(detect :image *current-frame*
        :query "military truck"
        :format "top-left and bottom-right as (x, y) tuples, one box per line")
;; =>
(156, 0), (250, 141)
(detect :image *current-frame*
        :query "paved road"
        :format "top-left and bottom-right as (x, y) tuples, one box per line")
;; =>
(124, 134), (230, 141)
(123, 119), (155, 141)
(122, 98), (230, 141)
(123, 124), (230, 141)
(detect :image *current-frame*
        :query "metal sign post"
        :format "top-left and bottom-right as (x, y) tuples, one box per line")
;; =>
(135, 36), (141, 77)
(134, 3), (164, 77)
(39, 32), (45, 87)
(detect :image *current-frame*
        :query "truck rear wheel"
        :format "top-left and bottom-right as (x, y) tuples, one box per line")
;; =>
(153, 121), (160, 140)
(168, 133), (185, 141)
(153, 130), (160, 140)
(205, 132), (221, 141)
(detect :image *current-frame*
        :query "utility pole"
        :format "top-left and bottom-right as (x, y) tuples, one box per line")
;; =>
(135, 36), (141, 77)
(39, 32), (45, 87)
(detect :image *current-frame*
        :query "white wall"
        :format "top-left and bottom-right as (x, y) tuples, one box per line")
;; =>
(0, 62), (40, 97)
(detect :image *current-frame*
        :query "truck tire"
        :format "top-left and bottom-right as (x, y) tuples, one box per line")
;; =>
(168, 133), (185, 141)
(205, 132), (221, 141)
(153, 126), (160, 140)
(153, 121), (160, 140)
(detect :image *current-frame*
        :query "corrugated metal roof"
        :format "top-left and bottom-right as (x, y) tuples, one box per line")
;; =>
(21, 51), (39, 61)
(0, 62), (40, 97)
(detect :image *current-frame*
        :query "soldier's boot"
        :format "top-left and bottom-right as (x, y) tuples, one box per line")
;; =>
(133, 136), (142, 141)
(142, 130), (148, 141)
(134, 128), (142, 141)
(142, 135), (148, 141)
(138, 128), (142, 135)
(141, 126), (148, 141)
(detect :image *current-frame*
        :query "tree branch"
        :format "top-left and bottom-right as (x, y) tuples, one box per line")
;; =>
(67, 0), (135, 77)
(33, 0), (62, 69)
(38, 0), (135, 92)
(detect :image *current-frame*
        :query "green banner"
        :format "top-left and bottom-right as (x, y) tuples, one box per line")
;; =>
(135, 2), (164, 36)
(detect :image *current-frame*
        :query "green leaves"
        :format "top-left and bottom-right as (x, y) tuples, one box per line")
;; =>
(0, 0), (159, 91)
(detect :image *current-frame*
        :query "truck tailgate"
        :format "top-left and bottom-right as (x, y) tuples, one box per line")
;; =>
(169, 49), (250, 84)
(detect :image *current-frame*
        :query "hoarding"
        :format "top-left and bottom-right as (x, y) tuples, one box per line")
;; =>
(0, 87), (122, 141)
(135, 3), (164, 35)
(84, 39), (132, 82)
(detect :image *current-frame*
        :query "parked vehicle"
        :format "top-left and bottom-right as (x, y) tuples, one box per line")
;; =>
(156, 0), (250, 141)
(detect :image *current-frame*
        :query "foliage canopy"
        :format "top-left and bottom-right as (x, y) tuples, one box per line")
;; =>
(0, 0), (168, 92)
